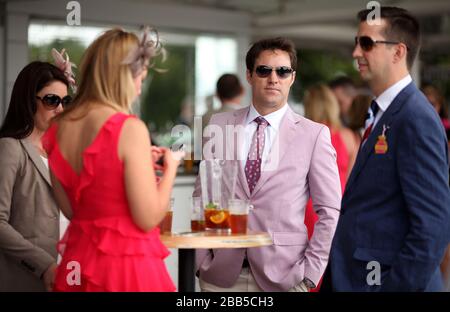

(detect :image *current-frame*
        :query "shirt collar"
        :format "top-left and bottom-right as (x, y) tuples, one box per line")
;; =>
(245, 103), (288, 131)
(375, 74), (412, 112)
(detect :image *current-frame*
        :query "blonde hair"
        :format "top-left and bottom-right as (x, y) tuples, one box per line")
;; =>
(57, 28), (142, 119)
(304, 84), (342, 129)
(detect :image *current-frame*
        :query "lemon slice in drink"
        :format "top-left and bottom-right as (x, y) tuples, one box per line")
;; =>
(210, 211), (226, 224)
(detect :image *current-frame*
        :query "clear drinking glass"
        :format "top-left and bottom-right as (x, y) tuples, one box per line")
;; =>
(191, 197), (205, 232)
(228, 199), (253, 234)
(159, 198), (174, 233)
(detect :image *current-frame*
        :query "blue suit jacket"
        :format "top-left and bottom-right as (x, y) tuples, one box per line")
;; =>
(328, 82), (450, 291)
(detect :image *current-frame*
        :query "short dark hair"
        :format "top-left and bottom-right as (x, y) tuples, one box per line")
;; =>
(357, 6), (420, 69)
(246, 37), (297, 73)
(216, 74), (243, 101)
(0, 61), (69, 139)
(328, 76), (356, 90)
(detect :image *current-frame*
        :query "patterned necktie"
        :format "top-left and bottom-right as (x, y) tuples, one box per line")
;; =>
(361, 100), (379, 144)
(245, 116), (269, 194)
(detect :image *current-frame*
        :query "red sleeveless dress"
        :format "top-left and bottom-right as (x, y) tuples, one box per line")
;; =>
(43, 113), (175, 292)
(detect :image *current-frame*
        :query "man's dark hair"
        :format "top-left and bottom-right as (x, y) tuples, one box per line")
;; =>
(328, 76), (355, 90)
(216, 74), (243, 101)
(357, 6), (420, 69)
(246, 37), (297, 73)
(0, 61), (69, 139)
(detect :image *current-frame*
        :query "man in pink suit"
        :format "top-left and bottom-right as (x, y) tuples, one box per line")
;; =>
(195, 37), (342, 292)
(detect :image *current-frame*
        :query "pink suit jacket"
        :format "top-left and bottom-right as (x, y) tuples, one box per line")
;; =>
(195, 105), (342, 291)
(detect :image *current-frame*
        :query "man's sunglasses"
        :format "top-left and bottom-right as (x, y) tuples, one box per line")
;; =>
(255, 65), (294, 79)
(36, 94), (72, 109)
(354, 36), (406, 52)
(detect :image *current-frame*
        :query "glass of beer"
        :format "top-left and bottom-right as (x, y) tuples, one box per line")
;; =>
(191, 197), (205, 232)
(204, 202), (230, 232)
(159, 198), (174, 233)
(228, 199), (253, 234)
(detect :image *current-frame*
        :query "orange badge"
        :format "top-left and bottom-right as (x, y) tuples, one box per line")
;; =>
(375, 135), (388, 154)
(375, 124), (389, 154)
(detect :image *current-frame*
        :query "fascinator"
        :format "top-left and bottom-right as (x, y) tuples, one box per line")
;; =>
(121, 25), (166, 77)
(51, 48), (77, 93)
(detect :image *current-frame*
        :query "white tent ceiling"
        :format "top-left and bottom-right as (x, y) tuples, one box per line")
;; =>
(4, 0), (450, 53)
(137, 0), (450, 53)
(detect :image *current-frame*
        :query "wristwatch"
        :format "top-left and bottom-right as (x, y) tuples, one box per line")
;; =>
(302, 277), (316, 289)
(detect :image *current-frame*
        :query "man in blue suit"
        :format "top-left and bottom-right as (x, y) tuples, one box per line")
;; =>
(325, 6), (450, 291)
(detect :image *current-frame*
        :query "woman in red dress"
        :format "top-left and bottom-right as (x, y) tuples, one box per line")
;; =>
(42, 28), (184, 292)
(303, 84), (359, 291)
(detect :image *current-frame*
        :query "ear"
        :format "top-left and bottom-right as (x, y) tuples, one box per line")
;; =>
(393, 43), (408, 65)
(246, 69), (252, 84)
(289, 71), (296, 87)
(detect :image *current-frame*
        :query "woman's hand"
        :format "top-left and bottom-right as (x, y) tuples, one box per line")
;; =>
(160, 147), (185, 173)
(151, 146), (164, 172)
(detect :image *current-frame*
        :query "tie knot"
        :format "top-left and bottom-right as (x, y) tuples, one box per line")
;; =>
(254, 116), (269, 128)
(370, 100), (379, 116)
(366, 100), (379, 121)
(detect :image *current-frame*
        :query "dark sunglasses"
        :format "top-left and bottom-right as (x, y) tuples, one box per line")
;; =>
(255, 65), (294, 79)
(36, 94), (72, 109)
(354, 36), (405, 52)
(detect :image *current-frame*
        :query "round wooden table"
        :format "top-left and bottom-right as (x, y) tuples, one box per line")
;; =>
(160, 231), (272, 292)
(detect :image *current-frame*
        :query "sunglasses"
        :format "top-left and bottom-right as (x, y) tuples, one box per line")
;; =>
(354, 36), (404, 52)
(255, 65), (294, 79)
(36, 94), (72, 109)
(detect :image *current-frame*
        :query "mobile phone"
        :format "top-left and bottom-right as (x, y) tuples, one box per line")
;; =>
(155, 144), (184, 166)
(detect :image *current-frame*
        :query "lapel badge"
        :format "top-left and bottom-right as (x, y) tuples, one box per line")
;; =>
(374, 124), (389, 154)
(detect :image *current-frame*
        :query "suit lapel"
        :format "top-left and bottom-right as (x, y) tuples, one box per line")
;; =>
(230, 108), (251, 198)
(345, 82), (416, 193)
(20, 139), (52, 186)
(251, 107), (298, 196)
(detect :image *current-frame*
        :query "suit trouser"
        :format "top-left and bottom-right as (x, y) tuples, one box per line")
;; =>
(199, 267), (309, 292)
(199, 267), (263, 292)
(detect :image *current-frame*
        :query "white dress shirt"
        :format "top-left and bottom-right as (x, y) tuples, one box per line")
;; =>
(372, 74), (412, 129)
(240, 103), (288, 169)
(40, 155), (48, 168)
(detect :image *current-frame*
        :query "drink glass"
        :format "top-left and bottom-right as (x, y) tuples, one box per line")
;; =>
(184, 152), (194, 174)
(228, 199), (253, 234)
(191, 197), (205, 232)
(159, 198), (174, 233)
(204, 202), (230, 232)
(199, 159), (238, 232)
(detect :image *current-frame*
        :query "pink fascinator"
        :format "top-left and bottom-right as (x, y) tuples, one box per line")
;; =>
(121, 25), (166, 77)
(51, 48), (77, 93)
